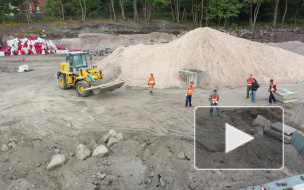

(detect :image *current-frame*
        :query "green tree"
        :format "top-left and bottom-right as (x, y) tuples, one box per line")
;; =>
(0, 0), (10, 23)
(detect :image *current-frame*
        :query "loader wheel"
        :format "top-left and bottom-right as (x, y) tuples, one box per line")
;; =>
(58, 75), (68, 90)
(76, 80), (90, 97)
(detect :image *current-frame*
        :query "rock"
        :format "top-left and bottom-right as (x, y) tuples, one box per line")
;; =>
(150, 171), (155, 177)
(271, 122), (297, 136)
(276, 181), (287, 186)
(1, 144), (9, 152)
(107, 137), (119, 147)
(41, 34), (47, 38)
(83, 183), (98, 190)
(96, 173), (106, 180)
(51, 33), (58, 37)
(252, 115), (272, 128)
(90, 139), (98, 150)
(189, 182), (198, 190)
(101, 133), (111, 143)
(255, 126), (264, 137)
(76, 144), (91, 160)
(139, 143), (147, 151)
(264, 127), (291, 144)
(115, 133), (123, 140)
(160, 178), (166, 187)
(69, 152), (74, 156)
(54, 148), (61, 154)
(8, 137), (15, 142)
(92, 145), (108, 157)
(47, 155), (66, 171)
(8, 141), (17, 149)
(178, 151), (186, 159)
(36, 163), (41, 167)
(109, 129), (118, 137)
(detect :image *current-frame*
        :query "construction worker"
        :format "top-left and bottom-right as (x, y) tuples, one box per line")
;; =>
(148, 74), (155, 94)
(185, 82), (194, 107)
(250, 78), (260, 103)
(209, 90), (220, 117)
(247, 74), (253, 98)
(268, 79), (277, 105)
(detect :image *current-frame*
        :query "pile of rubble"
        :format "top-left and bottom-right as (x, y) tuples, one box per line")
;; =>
(46, 129), (123, 171)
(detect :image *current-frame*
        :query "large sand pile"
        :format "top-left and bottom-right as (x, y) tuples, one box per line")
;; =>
(96, 27), (304, 88)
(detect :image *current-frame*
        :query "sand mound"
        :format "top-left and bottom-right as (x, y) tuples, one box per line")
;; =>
(96, 27), (304, 88)
(268, 41), (304, 56)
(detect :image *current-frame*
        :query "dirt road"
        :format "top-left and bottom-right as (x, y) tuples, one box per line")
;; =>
(0, 54), (304, 189)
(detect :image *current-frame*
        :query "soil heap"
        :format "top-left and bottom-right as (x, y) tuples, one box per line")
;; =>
(96, 27), (304, 88)
(268, 41), (304, 56)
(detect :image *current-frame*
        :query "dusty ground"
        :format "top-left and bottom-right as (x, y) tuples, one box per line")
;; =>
(0, 54), (304, 190)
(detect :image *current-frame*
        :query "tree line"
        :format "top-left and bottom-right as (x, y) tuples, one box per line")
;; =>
(1, 0), (304, 28)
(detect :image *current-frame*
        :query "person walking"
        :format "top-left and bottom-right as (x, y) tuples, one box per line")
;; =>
(148, 74), (155, 94)
(209, 90), (220, 117)
(268, 79), (277, 105)
(250, 78), (260, 103)
(247, 74), (253, 98)
(185, 82), (194, 107)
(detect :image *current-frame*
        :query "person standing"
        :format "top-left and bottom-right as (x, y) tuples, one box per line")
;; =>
(185, 82), (194, 107)
(268, 79), (277, 105)
(209, 90), (220, 117)
(247, 74), (253, 98)
(250, 78), (260, 103)
(148, 74), (155, 94)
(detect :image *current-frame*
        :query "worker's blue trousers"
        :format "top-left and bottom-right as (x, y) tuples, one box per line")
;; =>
(269, 93), (276, 104)
(210, 103), (220, 116)
(185, 95), (192, 106)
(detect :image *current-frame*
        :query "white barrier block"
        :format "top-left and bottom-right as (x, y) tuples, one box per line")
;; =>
(56, 50), (69, 54)
(18, 65), (29, 72)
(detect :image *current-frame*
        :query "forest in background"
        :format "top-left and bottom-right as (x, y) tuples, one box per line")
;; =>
(1, 0), (304, 29)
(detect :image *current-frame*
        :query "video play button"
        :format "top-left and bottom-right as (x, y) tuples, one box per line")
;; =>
(225, 123), (254, 153)
(195, 107), (283, 170)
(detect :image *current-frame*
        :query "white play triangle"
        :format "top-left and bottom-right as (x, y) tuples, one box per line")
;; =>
(225, 123), (254, 153)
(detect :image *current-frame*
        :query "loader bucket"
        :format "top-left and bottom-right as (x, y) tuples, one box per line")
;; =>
(85, 79), (125, 94)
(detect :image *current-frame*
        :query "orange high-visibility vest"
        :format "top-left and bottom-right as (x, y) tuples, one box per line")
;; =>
(270, 83), (276, 93)
(211, 93), (219, 101)
(270, 83), (276, 89)
(187, 85), (194, 95)
(247, 78), (253, 86)
(149, 77), (155, 85)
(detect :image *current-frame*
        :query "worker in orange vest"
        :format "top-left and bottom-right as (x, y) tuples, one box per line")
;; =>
(209, 90), (220, 117)
(268, 79), (277, 105)
(247, 74), (253, 98)
(148, 74), (155, 94)
(185, 82), (194, 107)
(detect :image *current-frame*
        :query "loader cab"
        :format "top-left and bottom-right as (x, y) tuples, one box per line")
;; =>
(67, 51), (89, 75)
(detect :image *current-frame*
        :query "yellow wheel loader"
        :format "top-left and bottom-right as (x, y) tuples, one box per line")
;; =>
(56, 51), (124, 97)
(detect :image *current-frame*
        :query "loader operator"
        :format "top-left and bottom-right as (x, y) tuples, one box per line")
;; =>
(148, 74), (155, 94)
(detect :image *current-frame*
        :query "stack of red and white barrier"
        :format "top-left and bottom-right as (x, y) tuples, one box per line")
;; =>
(0, 36), (68, 56)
